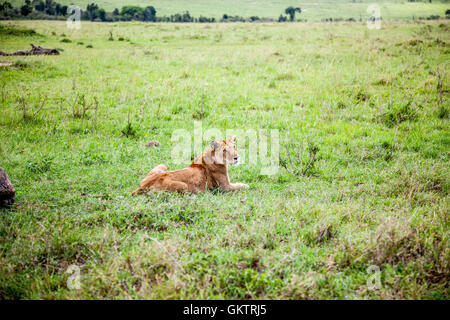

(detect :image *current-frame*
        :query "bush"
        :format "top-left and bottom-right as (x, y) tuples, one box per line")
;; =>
(380, 101), (418, 127)
(26, 157), (53, 173)
(437, 105), (448, 119)
(219, 268), (283, 298)
(121, 122), (137, 138)
(278, 14), (287, 22)
(120, 5), (143, 19)
(0, 24), (37, 36)
(80, 151), (109, 166)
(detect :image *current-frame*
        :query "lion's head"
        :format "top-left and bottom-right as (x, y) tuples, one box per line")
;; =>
(209, 136), (241, 166)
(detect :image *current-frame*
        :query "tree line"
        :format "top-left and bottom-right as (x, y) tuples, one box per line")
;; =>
(1, 1), (447, 23)
(0, 1), (307, 22)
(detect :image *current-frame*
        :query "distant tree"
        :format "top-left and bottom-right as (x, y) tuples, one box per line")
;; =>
(44, 0), (55, 15)
(54, 2), (68, 15)
(182, 11), (192, 22)
(446, 9), (450, 16)
(55, 2), (61, 14)
(97, 8), (106, 21)
(0, 1), (13, 11)
(198, 15), (214, 23)
(121, 5), (143, 19)
(142, 6), (156, 21)
(86, 3), (101, 20)
(20, 0), (33, 16)
(170, 13), (180, 22)
(0, 1), (17, 17)
(33, 0), (45, 12)
(113, 8), (119, 15)
(285, 6), (301, 22)
(86, 3), (98, 13)
(20, 5), (32, 16)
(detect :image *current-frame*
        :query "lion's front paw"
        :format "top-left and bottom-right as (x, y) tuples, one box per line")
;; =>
(237, 183), (249, 189)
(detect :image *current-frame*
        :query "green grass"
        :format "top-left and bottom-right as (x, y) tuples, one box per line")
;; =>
(0, 19), (449, 299)
(9, 0), (450, 20)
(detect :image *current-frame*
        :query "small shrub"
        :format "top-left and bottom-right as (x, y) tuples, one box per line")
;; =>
(354, 89), (370, 102)
(80, 151), (109, 166)
(380, 101), (418, 127)
(373, 78), (390, 86)
(25, 157), (53, 173)
(381, 141), (391, 150)
(60, 38), (72, 43)
(70, 94), (91, 120)
(336, 101), (347, 109)
(121, 122), (137, 138)
(193, 95), (207, 119)
(305, 224), (336, 246)
(406, 39), (423, 46)
(12, 60), (30, 69)
(437, 105), (448, 119)
(279, 139), (320, 177)
(275, 73), (294, 81)
(0, 25), (38, 37)
(268, 80), (276, 89)
(171, 105), (183, 115)
(426, 15), (440, 20)
(219, 268), (282, 298)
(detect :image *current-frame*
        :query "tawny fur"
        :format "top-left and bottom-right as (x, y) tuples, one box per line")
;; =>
(131, 136), (249, 195)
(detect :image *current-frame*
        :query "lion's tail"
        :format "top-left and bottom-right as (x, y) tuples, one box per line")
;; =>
(132, 166), (167, 196)
(131, 187), (144, 196)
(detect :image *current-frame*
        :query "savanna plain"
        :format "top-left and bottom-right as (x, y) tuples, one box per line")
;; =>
(0, 17), (449, 299)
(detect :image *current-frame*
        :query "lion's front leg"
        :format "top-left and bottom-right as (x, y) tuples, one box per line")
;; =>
(212, 172), (249, 192)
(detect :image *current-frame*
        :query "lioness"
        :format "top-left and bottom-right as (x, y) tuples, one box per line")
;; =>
(131, 136), (249, 195)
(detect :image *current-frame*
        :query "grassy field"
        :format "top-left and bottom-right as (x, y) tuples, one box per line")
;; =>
(0, 19), (449, 299)
(8, 0), (450, 21)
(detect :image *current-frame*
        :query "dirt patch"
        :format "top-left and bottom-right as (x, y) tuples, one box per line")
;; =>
(0, 62), (13, 67)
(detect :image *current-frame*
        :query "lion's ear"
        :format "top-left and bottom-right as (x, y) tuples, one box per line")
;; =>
(210, 141), (219, 150)
(228, 135), (236, 143)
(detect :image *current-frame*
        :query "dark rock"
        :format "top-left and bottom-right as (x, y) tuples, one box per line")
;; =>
(0, 167), (15, 209)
